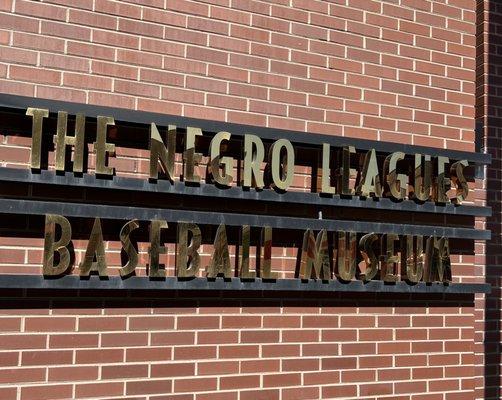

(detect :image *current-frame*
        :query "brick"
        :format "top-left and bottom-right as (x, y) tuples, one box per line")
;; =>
(63, 73), (112, 91)
(263, 373), (302, 388)
(0, 367), (45, 384)
(240, 359), (280, 374)
(93, 30), (139, 49)
(76, 349), (124, 364)
(219, 345), (259, 359)
(151, 362), (195, 378)
(127, 379), (173, 395)
(48, 366), (98, 382)
(174, 346), (216, 360)
(198, 360), (239, 375)
(21, 385), (73, 400)
(78, 316), (126, 331)
(92, 60), (138, 80)
(241, 330), (280, 343)
(197, 330), (239, 344)
(151, 331), (195, 346)
(119, 18), (163, 38)
(241, 389), (279, 400)
(0, 334), (46, 350)
(178, 316), (220, 330)
(187, 46), (228, 64)
(174, 377), (217, 393)
(117, 49), (162, 68)
(22, 351), (73, 366)
(10, 66), (61, 85)
(126, 346), (172, 362)
(282, 358), (319, 372)
(75, 382), (124, 398)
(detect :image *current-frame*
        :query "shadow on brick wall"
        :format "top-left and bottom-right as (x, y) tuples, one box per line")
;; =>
(479, 1), (502, 398)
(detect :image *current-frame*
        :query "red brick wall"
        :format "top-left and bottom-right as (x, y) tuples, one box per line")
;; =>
(475, 0), (501, 399)
(0, 0), (488, 399)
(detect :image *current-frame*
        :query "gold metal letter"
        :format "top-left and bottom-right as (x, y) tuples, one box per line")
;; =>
(321, 143), (336, 195)
(424, 236), (452, 283)
(149, 123), (176, 181)
(268, 139), (295, 191)
(94, 116), (115, 176)
(404, 235), (424, 283)
(336, 231), (357, 281)
(356, 149), (382, 198)
(119, 219), (141, 277)
(259, 226), (277, 279)
(339, 146), (356, 195)
(381, 234), (400, 282)
(43, 214), (72, 276)
(206, 224), (232, 278)
(299, 229), (331, 280)
(209, 131), (233, 186)
(26, 107), (49, 170)
(358, 233), (378, 282)
(79, 218), (107, 277)
(450, 160), (469, 204)
(54, 111), (86, 173)
(410, 154), (432, 201)
(384, 151), (407, 200)
(183, 127), (203, 184)
(239, 225), (255, 279)
(148, 220), (168, 278)
(176, 222), (201, 278)
(433, 156), (451, 203)
(243, 134), (265, 189)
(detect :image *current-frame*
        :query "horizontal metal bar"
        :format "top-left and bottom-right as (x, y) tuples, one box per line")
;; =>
(0, 93), (491, 165)
(0, 198), (490, 240)
(0, 275), (490, 294)
(0, 167), (491, 218)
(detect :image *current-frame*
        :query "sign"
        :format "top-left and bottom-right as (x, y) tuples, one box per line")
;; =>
(0, 94), (491, 293)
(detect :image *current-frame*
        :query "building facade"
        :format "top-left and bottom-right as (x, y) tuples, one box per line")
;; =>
(0, 0), (499, 399)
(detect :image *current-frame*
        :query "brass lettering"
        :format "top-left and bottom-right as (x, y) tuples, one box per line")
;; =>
(53, 111), (85, 173)
(381, 234), (400, 282)
(176, 222), (201, 278)
(26, 107), (49, 170)
(206, 224), (232, 278)
(404, 235), (424, 283)
(43, 214), (72, 276)
(209, 131), (233, 186)
(149, 123), (176, 181)
(79, 218), (107, 277)
(94, 116), (115, 176)
(433, 156), (450, 203)
(336, 231), (357, 281)
(356, 149), (382, 197)
(299, 229), (331, 280)
(339, 146), (357, 195)
(321, 143), (336, 194)
(259, 226), (277, 279)
(384, 151), (407, 200)
(239, 225), (255, 279)
(424, 236), (451, 283)
(359, 233), (378, 282)
(268, 139), (295, 191)
(411, 154), (432, 201)
(243, 134), (265, 189)
(119, 219), (141, 277)
(148, 220), (168, 278)
(450, 160), (469, 204)
(183, 127), (203, 183)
